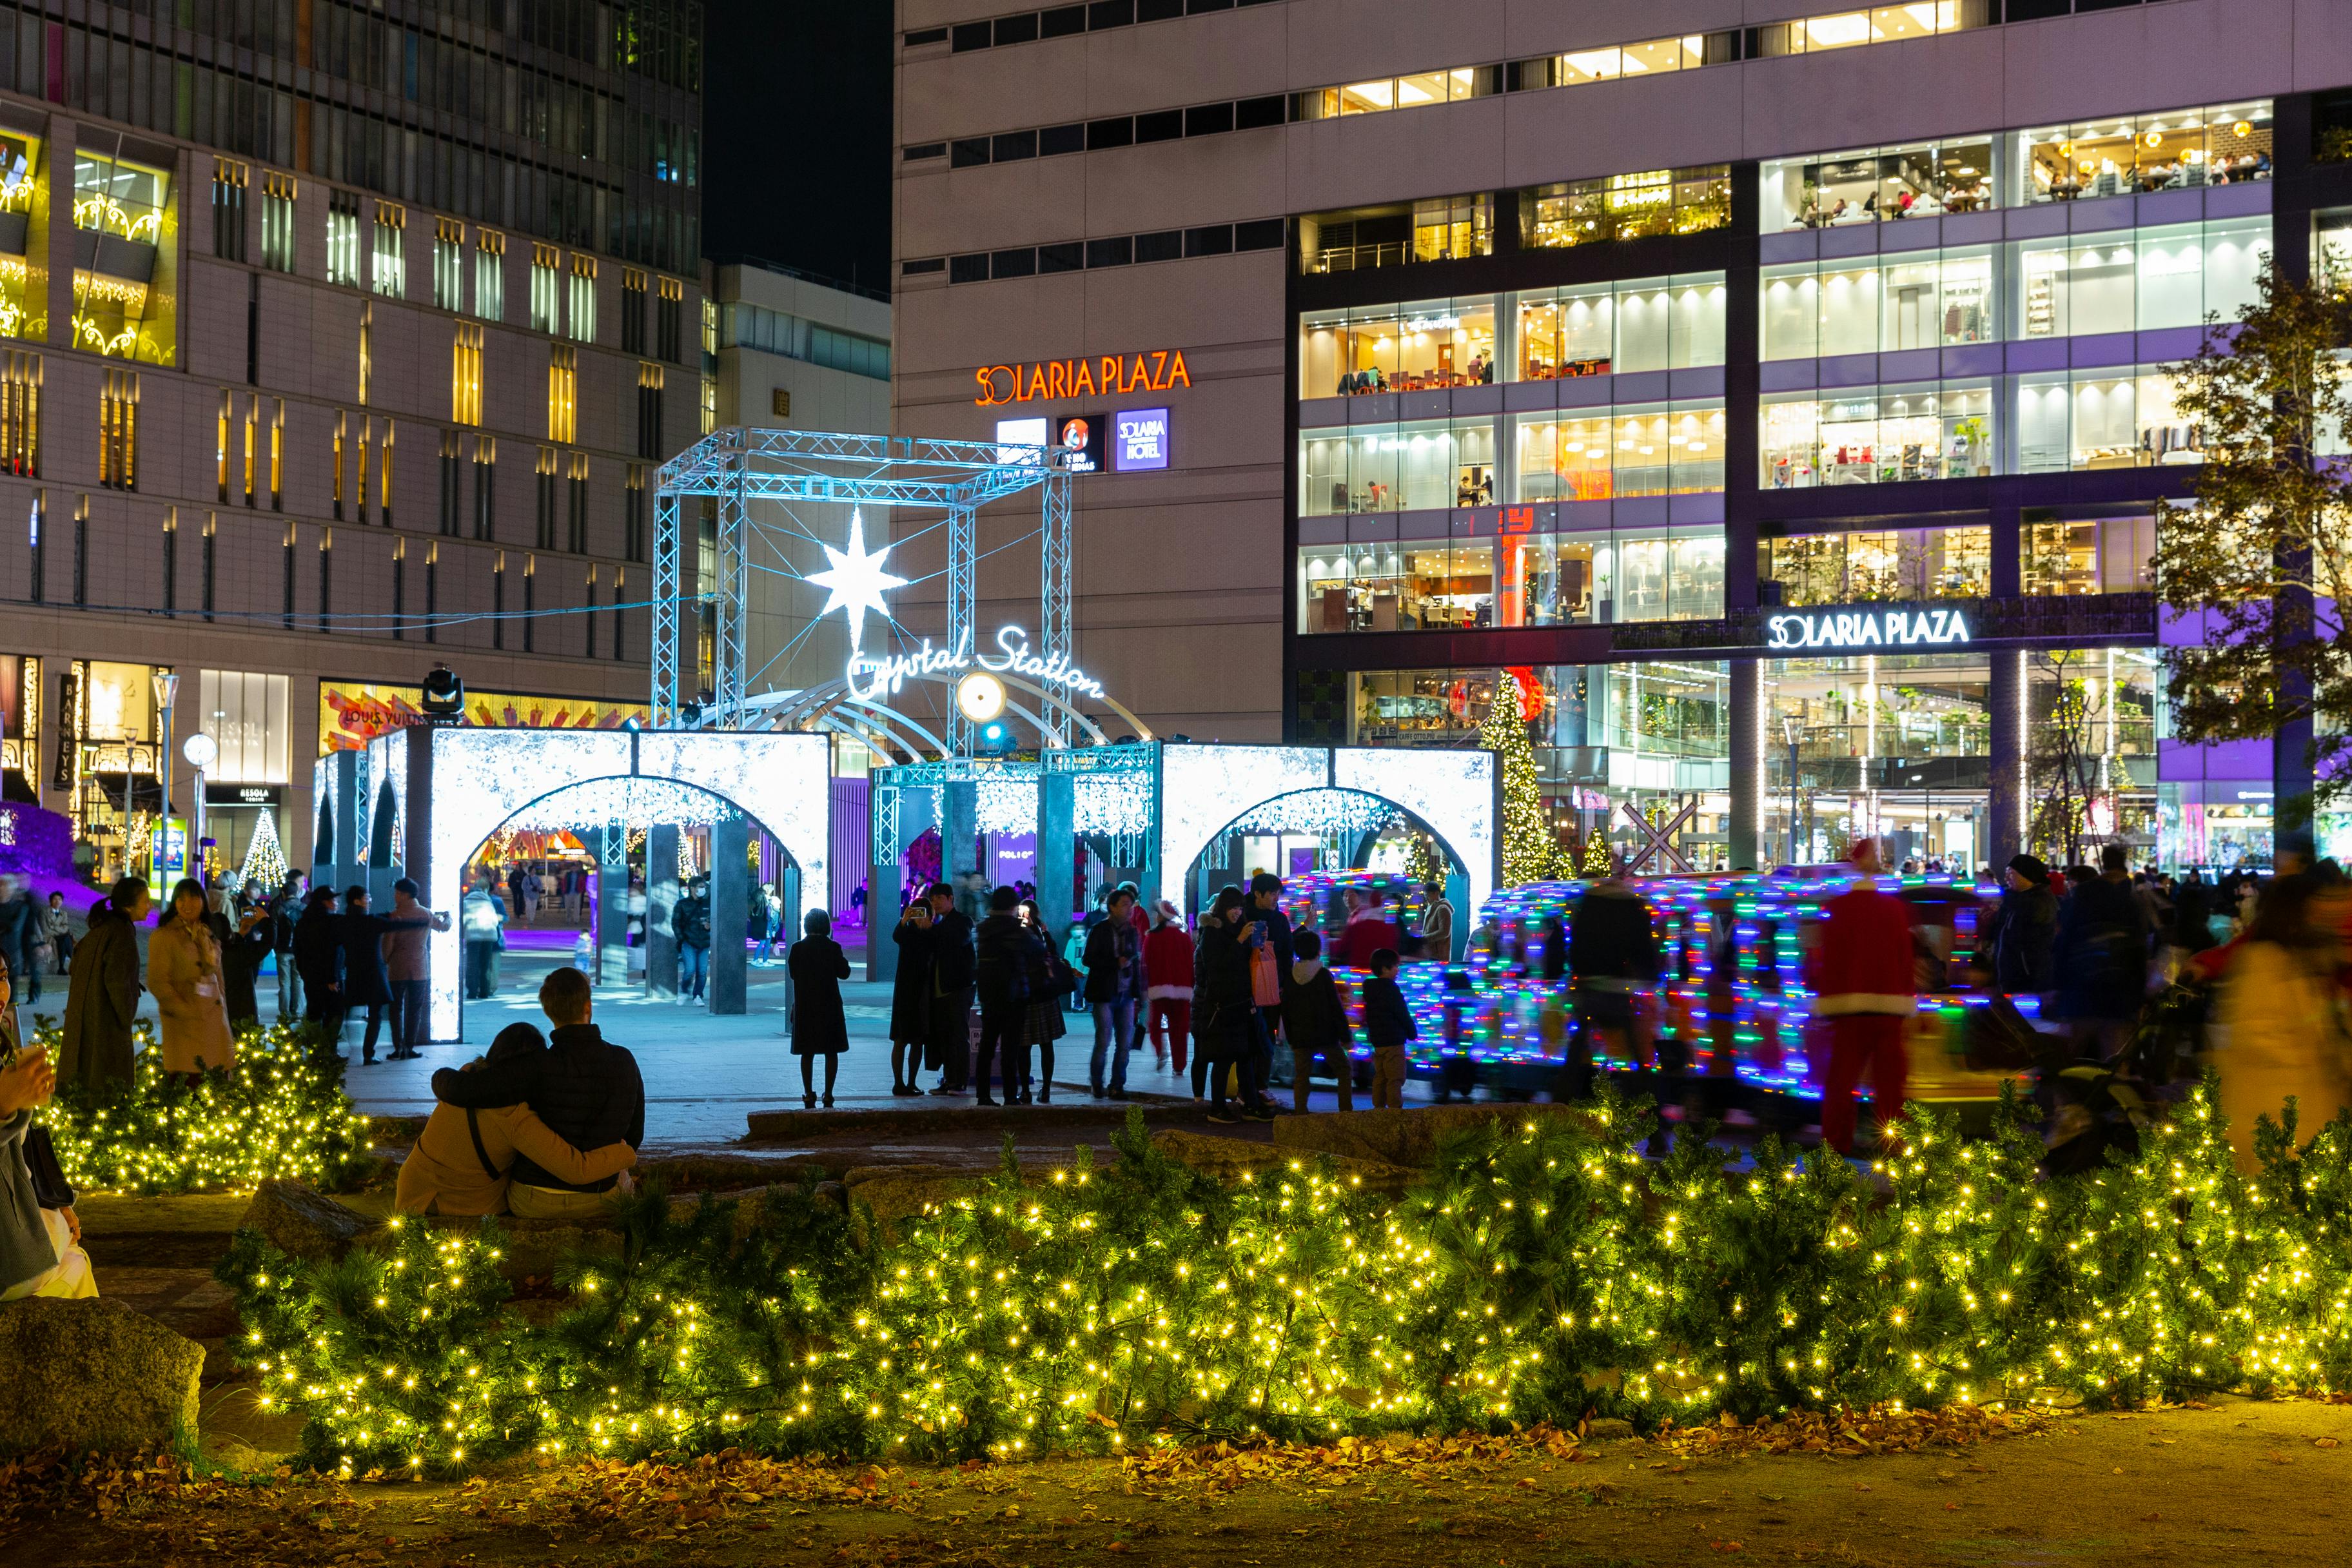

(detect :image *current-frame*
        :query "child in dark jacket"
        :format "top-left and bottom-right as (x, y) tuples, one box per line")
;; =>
(1360, 947), (1415, 1110)
(1282, 930), (1355, 1112)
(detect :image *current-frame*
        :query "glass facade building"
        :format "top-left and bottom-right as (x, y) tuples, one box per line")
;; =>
(1286, 88), (2345, 873)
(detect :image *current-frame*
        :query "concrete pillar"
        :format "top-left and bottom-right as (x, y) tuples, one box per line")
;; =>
(645, 824), (679, 1000)
(709, 812), (749, 1015)
(1726, 658), (1761, 870)
(1037, 770), (1077, 940)
(1988, 648), (2024, 866)
(942, 779), (979, 894)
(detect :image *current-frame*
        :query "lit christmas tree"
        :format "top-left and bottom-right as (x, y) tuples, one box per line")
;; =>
(1580, 826), (1616, 878)
(1480, 671), (1556, 887)
(240, 810), (289, 890)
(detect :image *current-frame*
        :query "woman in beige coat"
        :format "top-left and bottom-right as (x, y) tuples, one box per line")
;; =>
(148, 879), (235, 1079)
(2219, 876), (2352, 1173)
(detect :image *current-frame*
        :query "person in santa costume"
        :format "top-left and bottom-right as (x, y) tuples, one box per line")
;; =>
(1804, 837), (1919, 1155)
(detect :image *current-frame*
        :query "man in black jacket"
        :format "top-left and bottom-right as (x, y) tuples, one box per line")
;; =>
(970, 887), (1032, 1106)
(267, 870), (308, 1024)
(291, 886), (346, 1059)
(428, 965), (643, 1219)
(924, 881), (976, 1094)
(672, 877), (712, 1004)
(338, 885), (436, 1064)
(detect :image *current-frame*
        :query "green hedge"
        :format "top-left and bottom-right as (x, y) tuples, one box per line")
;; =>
(33, 1021), (375, 1194)
(220, 1083), (2352, 1478)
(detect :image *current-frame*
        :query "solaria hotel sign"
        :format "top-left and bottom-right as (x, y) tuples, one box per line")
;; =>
(974, 351), (1192, 406)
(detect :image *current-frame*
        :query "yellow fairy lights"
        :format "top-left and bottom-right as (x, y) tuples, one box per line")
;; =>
(32, 1019), (373, 1194)
(222, 1084), (2352, 1478)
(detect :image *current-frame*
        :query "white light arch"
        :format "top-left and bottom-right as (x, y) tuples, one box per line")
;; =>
(1154, 744), (1495, 918)
(413, 727), (830, 1036)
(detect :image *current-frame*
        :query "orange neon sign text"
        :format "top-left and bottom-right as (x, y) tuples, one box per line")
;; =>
(974, 350), (1191, 407)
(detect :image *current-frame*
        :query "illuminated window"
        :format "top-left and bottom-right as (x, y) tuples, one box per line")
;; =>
(531, 243), (562, 333)
(332, 410), (347, 519)
(261, 172), (297, 272)
(371, 202), (407, 298)
(584, 564), (598, 658)
(473, 436), (497, 540)
(241, 393), (257, 507)
(326, 189), (362, 287)
(567, 254), (598, 343)
(424, 542), (439, 644)
(270, 399), (285, 510)
(548, 344), (578, 444)
(358, 301), (373, 404)
(318, 526), (333, 634)
(216, 389), (231, 501)
(434, 217), (466, 311)
(452, 323), (484, 426)
(97, 369), (135, 486)
(1, 351), (37, 478)
(493, 550), (507, 649)
(211, 160), (248, 262)
(700, 374), (715, 435)
(378, 420), (395, 527)
(475, 228), (506, 320)
(522, 555), (536, 652)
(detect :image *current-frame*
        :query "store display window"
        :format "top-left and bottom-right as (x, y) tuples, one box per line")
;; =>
(2021, 101), (2271, 202)
(1761, 382), (1994, 488)
(1611, 529), (1725, 622)
(2016, 368), (2198, 474)
(1759, 525), (1991, 605)
(1521, 164), (1730, 249)
(2021, 509), (2157, 596)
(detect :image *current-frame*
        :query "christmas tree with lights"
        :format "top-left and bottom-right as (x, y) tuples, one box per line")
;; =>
(239, 810), (288, 890)
(1480, 671), (1557, 887)
(1580, 827), (1615, 878)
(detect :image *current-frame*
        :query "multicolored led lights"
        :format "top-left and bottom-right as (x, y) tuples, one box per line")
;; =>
(1295, 868), (2009, 1099)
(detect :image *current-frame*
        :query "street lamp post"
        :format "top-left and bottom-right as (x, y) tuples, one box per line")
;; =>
(153, 671), (180, 881)
(1781, 715), (1802, 867)
(184, 732), (219, 885)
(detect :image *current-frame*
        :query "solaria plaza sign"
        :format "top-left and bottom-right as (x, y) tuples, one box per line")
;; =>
(1765, 606), (1974, 651)
(974, 350), (1191, 406)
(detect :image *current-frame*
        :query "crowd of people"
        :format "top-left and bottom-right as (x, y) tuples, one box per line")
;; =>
(874, 872), (1455, 1122)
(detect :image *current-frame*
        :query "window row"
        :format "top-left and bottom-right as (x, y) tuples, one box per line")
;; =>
(1757, 511), (2155, 605)
(1761, 220), (2269, 356)
(1300, 276), (1728, 397)
(1297, 529), (1727, 634)
(718, 302), (892, 382)
(1765, 101), (2273, 230)
(914, 218), (1285, 282)
(1300, 405), (1727, 514)
(917, 0), (1278, 55)
(0, 6), (699, 271)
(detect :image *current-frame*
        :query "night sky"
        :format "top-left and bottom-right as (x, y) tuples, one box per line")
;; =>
(701, 0), (894, 293)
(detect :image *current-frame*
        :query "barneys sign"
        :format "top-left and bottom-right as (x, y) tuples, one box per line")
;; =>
(1765, 607), (1974, 651)
(974, 351), (1191, 407)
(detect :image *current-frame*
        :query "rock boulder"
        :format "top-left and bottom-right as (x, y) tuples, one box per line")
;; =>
(0, 1297), (205, 1454)
(237, 1179), (381, 1262)
(1269, 1103), (1595, 1169)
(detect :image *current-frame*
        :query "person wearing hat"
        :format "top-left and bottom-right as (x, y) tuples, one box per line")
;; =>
(1801, 837), (1917, 1156)
(1986, 854), (2057, 997)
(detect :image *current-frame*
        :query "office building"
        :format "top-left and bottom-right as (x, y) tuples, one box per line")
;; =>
(0, 0), (707, 878)
(894, 0), (2352, 868)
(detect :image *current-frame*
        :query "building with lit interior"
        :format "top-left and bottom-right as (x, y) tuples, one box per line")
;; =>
(0, 1), (708, 881)
(894, 0), (2352, 870)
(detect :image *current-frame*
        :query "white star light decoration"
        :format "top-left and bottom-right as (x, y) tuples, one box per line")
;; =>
(805, 509), (906, 654)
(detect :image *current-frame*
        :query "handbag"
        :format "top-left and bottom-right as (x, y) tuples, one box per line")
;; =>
(24, 1124), (74, 1210)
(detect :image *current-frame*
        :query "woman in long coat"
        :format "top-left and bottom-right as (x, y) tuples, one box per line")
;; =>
(148, 879), (235, 1079)
(59, 878), (150, 1093)
(788, 908), (852, 1108)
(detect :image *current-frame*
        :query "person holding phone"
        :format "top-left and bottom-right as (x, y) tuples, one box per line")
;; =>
(151, 878), (235, 1081)
(888, 898), (933, 1097)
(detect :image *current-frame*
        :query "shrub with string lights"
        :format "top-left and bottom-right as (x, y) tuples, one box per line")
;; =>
(35, 1019), (374, 1194)
(222, 1084), (2352, 1478)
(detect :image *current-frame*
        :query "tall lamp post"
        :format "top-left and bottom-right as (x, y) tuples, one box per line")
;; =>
(183, 732), (218, 885)
(1781, 715), (1803, 867)
(153, 671), (180, 881)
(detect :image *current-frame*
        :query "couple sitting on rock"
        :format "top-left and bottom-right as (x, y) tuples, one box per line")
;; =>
(395, 966), (645, 1218)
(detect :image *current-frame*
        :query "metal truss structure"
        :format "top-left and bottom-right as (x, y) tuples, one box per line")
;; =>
(652, 429), (1075, 752)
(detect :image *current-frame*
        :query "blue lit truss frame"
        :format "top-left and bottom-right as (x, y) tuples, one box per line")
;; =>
(651, 428), (1075, 755)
